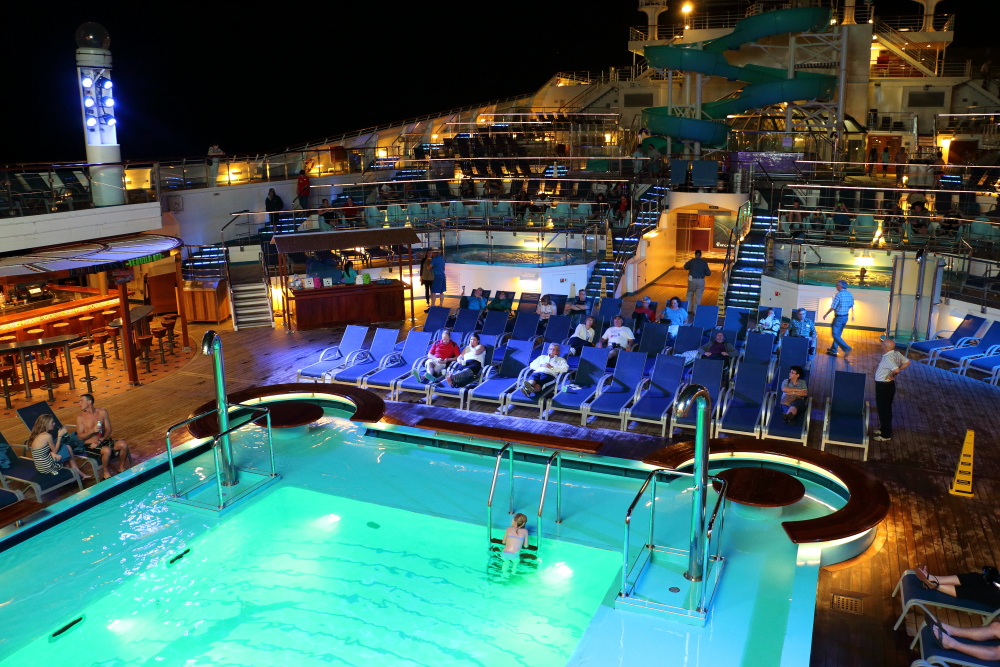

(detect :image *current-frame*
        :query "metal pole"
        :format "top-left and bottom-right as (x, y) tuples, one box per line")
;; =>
(202, 330), (238, 486)
(165, 432), (178, 496)
(556, 454), (562, 523)
(508, 444), (514, 515)
(675, 384), (712, 582)
(910, 252), (927, 342)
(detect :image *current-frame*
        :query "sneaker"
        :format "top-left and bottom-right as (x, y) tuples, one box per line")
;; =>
(412, 368), (423, 381)
(873, 435), (892, 442)
(873, 429), (882, 436)
(825, 349), (838, 356)
(521, 381), (535, 397)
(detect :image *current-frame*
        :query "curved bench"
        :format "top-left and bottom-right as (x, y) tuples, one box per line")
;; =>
(187, 383), (385, 439)
(643, 437), (890, 544)
(414, 417), (604, 454)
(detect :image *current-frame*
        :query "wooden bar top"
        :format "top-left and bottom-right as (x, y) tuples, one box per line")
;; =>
(0, 294), (120, 332)
(287, 280), (407, 331)
(286, 279), (407, 300)
(415, 417), (605, 454)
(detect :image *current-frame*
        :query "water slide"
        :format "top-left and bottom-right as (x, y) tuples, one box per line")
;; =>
(641, 7), (836, 148)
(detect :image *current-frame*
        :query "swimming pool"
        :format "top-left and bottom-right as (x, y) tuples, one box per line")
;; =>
(0, 404), (848, 665)
(448, 245), (591, 267)
(766, 264), (892, 289)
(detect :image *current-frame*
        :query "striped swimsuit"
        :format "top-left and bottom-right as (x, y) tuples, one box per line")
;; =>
(30, 446), (62, 475)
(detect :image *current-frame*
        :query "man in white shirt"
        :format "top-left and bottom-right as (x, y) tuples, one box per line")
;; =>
(522, 343), (569, 397)
(873, 337), (910, 442)
(598, 315), (635, 364)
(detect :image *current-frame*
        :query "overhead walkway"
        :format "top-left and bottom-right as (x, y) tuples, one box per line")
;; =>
(640, 7), (836, 148)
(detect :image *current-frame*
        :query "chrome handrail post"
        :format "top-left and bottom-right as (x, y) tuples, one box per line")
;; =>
(212, 443), (225, 510)
(508, 443), (514, 515)
(165, 431), (178, 497)
(266, 411), (276, 475)
(556, 453), (562, 523)
(202, 330), (238, 486)
(675, 384), (712, 583)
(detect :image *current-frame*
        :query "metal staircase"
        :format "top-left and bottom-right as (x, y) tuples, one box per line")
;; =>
(229, 261), (275, 330)
(720, 201), (767, 311)
(583, 180), (668, 298)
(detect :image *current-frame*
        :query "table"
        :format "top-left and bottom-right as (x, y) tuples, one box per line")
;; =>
(109, 305), (155, 332)
(0, 334), (84, 399)
(712, 467), (805, 518)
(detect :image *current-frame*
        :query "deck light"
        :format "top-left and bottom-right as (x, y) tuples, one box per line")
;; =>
(84, 96), (95, 108)
(682, 3), (692, 13)
(101, 96), (114, 107)
(86, 115), (97, 127)
(81, 75), (93, 87)
(96, 76), (112, 90)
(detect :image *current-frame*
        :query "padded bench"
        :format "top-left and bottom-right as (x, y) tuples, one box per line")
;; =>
(414, 417), (604, 454)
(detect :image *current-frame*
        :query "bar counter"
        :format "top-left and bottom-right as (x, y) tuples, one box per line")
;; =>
(286, 280), (407, 331)
(0, 289), (121, 340)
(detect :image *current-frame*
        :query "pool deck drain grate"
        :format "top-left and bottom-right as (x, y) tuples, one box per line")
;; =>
(831, 594), (863, 615)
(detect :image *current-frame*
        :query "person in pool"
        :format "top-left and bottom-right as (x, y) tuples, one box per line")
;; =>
(499, 513), (529, 576)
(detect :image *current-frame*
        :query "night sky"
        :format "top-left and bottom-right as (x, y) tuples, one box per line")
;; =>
(0, 0), (987, 164)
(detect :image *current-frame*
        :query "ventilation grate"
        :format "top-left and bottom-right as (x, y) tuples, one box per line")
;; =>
(832, 594), (863, 615)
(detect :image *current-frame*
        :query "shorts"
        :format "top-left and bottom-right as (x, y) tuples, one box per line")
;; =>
(432, 274), (446, 294)
(85, 438), (116, 457)
(955, 573), (1000, 608)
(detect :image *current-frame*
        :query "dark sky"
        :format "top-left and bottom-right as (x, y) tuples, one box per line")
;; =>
(0, 0), (986, 164)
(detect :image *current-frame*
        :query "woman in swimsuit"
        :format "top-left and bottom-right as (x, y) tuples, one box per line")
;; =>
(28, 414), (90, 479)
(499, 513), (529, 576)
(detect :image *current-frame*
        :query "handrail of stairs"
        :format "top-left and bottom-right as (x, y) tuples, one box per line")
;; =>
(220, 210), (251, 246)
(719, 201), (755, 309)
(258, 251), (275, 328)
(222, 246), (237, 331)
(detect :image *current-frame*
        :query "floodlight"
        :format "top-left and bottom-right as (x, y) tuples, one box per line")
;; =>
(81, 75), (94, 88)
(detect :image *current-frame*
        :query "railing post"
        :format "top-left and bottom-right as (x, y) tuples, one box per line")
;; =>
(202, 330), (238, 486)
(675, 385), (712, 583)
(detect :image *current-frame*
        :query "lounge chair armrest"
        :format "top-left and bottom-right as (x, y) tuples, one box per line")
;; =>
(379, 352), (403, 368)
(632, 377), (651, 402)
(957, 337), (981, 348)
(932, 328), (955, 340)
(987, 345), (1000, 355)
(954, 336), (975, 347)
(317, 346), (342, 362)
(343, 349), (370, 366)
(410, 355), (432, 372)
(593, 373), (614, 397)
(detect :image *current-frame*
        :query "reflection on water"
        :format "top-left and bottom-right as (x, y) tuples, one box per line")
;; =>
(449, 245), (589, 267)
(766, 264), (892, 289)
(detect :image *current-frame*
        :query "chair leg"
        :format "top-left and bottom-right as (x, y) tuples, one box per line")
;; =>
(42, 370), (55, 402)
(98, 342), (108, 369)
(0, 378), (12, 409)
(80, 362), (95, 394)
(156, 339), (166, 364)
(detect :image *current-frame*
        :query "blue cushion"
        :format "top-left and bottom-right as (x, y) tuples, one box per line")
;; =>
(827, 415), (865, 445)
(551, 389), (596, 411)
(298, 361), (344, 379)
(968, 356), (1000, 372)
(468, 377), (518, 402)
(766, 410), (805, 439)
(365, 366), (407, 389)
(908, 339), (953, 354)
(590, 392), (632, 417)
(938, 345), (987, 363)
(630, 396), (671, 422)
(332, 359), (379, 384)
(721, 404), (761, 432)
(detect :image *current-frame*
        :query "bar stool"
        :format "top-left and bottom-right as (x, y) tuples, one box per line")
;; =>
(78, 316), (96, 348)
(26, 328), (45, 340)
(0, 335), (15, 344)
(76, 352), (96, 394)
(107, 327), (121, 360)
(52, 321), (70, 340)
(0, 365), (14, 409)
(161, 318), (177, 355)
(37, 359), (57, 402)
(101, 310), (117, 331)
(136, 335), (153, 373)
(92, 330), (110, 369)
(151, 327), (167, 364)
(1, 353), (18, 385)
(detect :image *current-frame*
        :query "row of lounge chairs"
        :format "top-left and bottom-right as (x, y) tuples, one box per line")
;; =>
(908, 314), (1000, 384)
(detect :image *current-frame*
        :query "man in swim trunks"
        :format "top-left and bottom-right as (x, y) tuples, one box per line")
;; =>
(76, 393), (131, 480)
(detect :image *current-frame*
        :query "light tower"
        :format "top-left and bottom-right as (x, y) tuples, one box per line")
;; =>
(75, 22), (125, 207)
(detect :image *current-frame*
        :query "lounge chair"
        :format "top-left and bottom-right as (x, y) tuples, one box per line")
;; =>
(0, 431), (83, 501)
(962, 352), (1000, 385)
(634, 322), (671, 373)
(722, 307), (751, 348)
(669, 326), (704, 358)
(943, 321), (1000, 371)
(910, 608), (1000, 667)
(693, 305), (719, 333)
(624, 354), (685, 435)
(778, 335), (811, 370)
(735, 331), (776, 381)
(893, 570), (1000, 631)
(914, 315), (987, 362)
(820, 370), (870, 460)
(761, 383), (812, 446)
(479, 310), (509, 337)
(448, 309), (481, 342)
(466, 340), (533, 413)
(544, 347), (611, 423)
(295, 325), (369, 382)
(494, 312), (541, 363)
(508, 343), (570, 418)
(329, 328), (400, 386)
(427, 338), (497, 407)
(593, 298), (623, 325)
(668, 358), (725, 437)
(362, 331), (432, 398)
(717, 363), (769, 439)
(586, 350), (646, 427)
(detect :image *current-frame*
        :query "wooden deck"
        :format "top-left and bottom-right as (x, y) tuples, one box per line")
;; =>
(1, 287), (998, 666)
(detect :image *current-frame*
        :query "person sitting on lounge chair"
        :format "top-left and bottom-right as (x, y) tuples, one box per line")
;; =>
(77, 393), (131, 479)
(536, 295), (556, 325)
(659, 296), (688, 340)
(756, 308), (781, 334)
(916, 565), (1000, 610)
(931, 618), (1000, 662)
(521, 343), (568, 397)
(486, 291), (512, 312)
(419, 331), (461, 383)
(779, 365), (808, 424)
(443, 334), (486, 388)
(29, 414), (90, 479)
(569, 316), (597, 356)
(699, 331), (735, 362)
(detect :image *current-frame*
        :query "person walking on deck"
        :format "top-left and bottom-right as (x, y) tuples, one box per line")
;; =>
(873, 337), (910, 442)
(683, 250), (711, 316)
(823, 280), (854, 362)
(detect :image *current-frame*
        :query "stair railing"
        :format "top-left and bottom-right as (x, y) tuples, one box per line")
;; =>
(220, 210), (251, 246)
(535, 451), (563, 554)
(258, 251), (276, 328)
(719, 200), (755, 308)
(486, 443), (515, 546)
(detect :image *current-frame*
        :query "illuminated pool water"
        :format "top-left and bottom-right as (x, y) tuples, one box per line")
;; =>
(448, 245), (590, 267)
(2, 486), (618, 666)
(766, 264), (892, 289)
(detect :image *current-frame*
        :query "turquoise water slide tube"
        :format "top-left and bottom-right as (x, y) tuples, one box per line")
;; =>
(640, 7), (834, 147)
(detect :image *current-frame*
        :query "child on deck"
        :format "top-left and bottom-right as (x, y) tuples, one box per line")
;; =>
(499, 513), (529, 577)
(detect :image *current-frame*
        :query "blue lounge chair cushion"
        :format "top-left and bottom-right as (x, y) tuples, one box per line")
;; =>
(0, 489), (21, 509)
(365, 366), (408, 389)
(826, 414), (865, 444)
(916, 621), (1000, 666)
(968, 355), (1000, 373)
(550, 387), (596, 411)
(298, 360), (347, 379)
(908, 338), (959, 355)
(468, 377), (517, 401)
(765, 400), (806, 440)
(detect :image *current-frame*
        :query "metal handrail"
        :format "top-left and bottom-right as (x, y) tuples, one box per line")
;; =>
(259, 251), (275, 325)
(536, 451), (563, 553)
(220, 210), (250, 246)
(162, 401), (274, 503)
(621, 467), (728, 613)
(486, 442), (515, 545)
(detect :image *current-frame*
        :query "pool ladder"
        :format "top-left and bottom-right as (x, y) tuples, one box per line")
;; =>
(486, 444), (562, 560)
